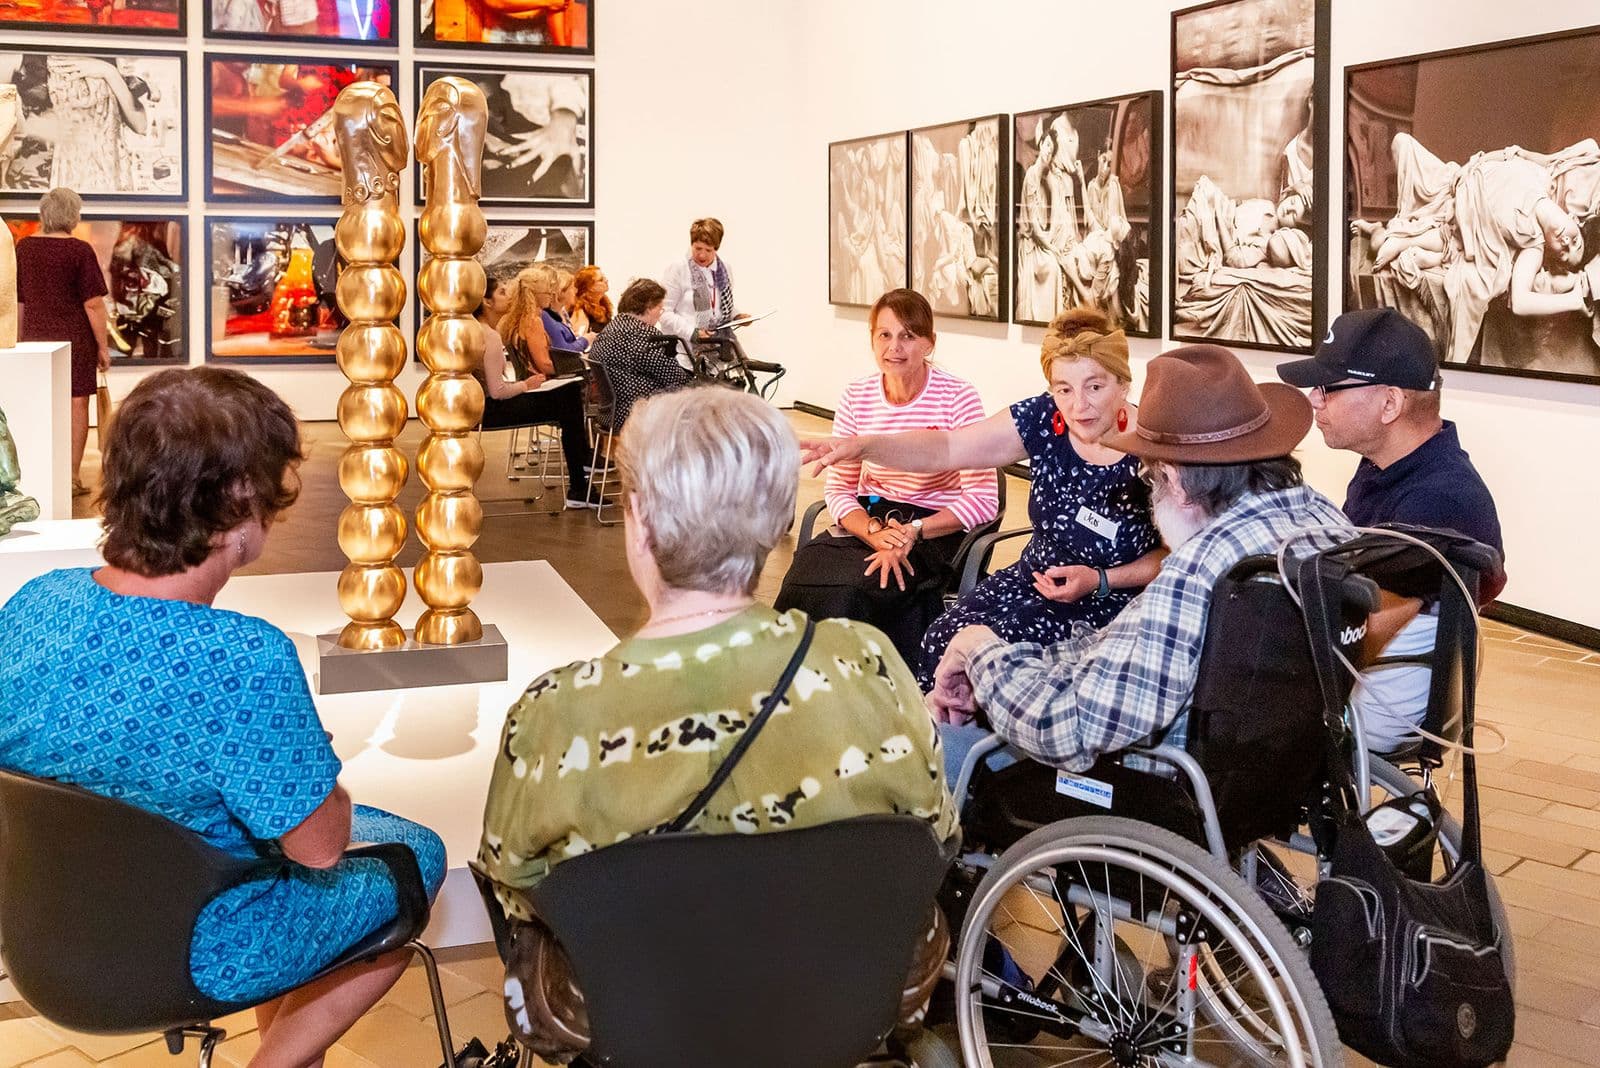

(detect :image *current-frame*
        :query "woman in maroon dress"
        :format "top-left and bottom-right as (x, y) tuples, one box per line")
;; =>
(16, 188), (109, 496)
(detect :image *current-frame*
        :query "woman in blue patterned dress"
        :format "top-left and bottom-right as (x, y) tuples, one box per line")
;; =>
(0, 368), (445, 1068)
(801, 308), (1165, 687)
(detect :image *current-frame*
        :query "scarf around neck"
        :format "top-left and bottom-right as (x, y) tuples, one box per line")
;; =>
(689, 252), (734, 330)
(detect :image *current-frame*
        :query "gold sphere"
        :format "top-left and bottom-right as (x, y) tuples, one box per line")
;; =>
(419, 257), (486, 316)
(415, 608), (483, 646)
(337, 324), (408, 383)
(336, 208), (405, 263)
(416, 374), (485, 433)
(414, 552), (483, 609)
(338, 444), (409, 502)
(337, 264), (407, 322)
(415, 492), (484, 551)
(336, 563), (408, 626)
(337, 619), (408, 651)
(417, 433), (485, 491)
(416, 316), (485, 374)
(338, 383), (409, 441)
(419, 205), (487, 256)
(336, 502), (408, 563)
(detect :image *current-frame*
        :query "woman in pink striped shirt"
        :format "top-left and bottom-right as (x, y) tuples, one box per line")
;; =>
(775, 288), (999, 665)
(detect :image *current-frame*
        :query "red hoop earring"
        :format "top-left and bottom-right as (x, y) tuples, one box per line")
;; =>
(1115, 407), (1129, 432)
(1051, 410), (1066, 436)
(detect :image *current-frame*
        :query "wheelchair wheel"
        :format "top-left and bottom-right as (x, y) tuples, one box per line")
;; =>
(953, 816), (1341, 1067)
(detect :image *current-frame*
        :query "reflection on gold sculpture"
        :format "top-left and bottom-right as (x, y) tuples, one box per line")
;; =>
(332, 81), (411, 650)
(412, 77), (490, 646)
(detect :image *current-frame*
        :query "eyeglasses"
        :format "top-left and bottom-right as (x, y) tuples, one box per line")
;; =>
(865, 508), (916, 534)
(1136, 463), (1158, 487)
(1309, 381), (1376, 401)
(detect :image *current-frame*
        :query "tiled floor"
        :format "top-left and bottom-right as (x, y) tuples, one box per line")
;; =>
(6, 411), (1595, 1066)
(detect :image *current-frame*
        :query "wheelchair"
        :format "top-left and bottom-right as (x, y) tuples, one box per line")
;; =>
(933, 527), (1510, 1067)
(684, 326), (787, 400)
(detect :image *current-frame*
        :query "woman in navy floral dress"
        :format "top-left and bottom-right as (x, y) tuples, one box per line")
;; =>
(800, 307), (1165, 687)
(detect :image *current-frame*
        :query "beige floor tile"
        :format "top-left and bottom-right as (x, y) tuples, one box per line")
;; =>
(1566, 754), (1600, 776)
(100, 1037), (191, 1068)
(380, 961), (485, 1021)
(442, 993), (513, 1049)
(1575, 852), (1600, 875)
(1482, 847), (1518, 875)
(1481, 820), (1587, 868)
(1509, 859), (1600, 900)
(323, 1044), (381, 1068)
(1542, 804), (1600, 834)
(1511, 760), (1600, 793)
(1476, 769), (1600, 809)
(1516, 970), (1600, 1023)
(335, 1004), (443, 1068)
(1484, 809), (1600, 856)
(0, 1019), (68, 1068)
(212, 1030), (262, 1068)
(17, 1052), (97, 1068)
(1513, 939), (1600, 991)
(1495, 876), (1600, 931)
(1505, 1048), (1595, 1068)
(1527, 918), (1600, 960)
(435, 952), (505, 1000)
(28, 1020), (163, 1063)
(1511, 1007), (1600, 1062)
(1504, 903), (1553, 944)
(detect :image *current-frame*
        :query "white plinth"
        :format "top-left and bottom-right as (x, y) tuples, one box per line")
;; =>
(213, 560), (617, 948)
(0, 342), (72, 521)
(0, 519), (104, 606)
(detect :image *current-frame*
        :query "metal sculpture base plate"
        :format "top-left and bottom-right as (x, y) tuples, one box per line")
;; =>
(316, 623), (508, 695)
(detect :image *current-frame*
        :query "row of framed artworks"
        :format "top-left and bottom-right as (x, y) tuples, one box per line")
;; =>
(0, 214), (594, 365)
(0, 0), (593, 51)
(0, 46), (595, 206)
(829, 0), (1600, 386)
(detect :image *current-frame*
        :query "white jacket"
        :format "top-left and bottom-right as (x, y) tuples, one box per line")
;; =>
(657, 255), (735, 343)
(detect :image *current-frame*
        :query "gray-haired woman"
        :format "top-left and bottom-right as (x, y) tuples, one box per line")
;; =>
(479, 386), (957, 1058)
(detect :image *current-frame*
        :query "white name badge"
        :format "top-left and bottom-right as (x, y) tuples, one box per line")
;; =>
(1075, 505), (1120, 542)
(1055, 769), (1115, 809)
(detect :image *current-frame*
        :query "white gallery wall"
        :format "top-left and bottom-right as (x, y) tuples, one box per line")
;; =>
(591, 0), (1600, 631)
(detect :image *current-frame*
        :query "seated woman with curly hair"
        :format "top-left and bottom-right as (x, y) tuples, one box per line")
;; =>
(0, 368), (445, 1068)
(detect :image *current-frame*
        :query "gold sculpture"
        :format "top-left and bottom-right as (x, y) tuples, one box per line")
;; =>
(332, 82), (411, 650)
(412, 78), (490, 646)
(1, 85), (20, 350)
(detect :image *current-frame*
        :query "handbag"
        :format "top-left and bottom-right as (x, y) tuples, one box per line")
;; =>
(94, 371), (115, 452)
(1297, 554), (1513, 1067)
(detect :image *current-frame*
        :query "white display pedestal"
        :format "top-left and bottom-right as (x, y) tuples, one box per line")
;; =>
(0, 342), (73, 521)
(0, 519), (103, 605)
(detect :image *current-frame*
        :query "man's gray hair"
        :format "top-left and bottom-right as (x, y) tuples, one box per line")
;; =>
(1167, 455), (1304, 518)
(39, 187), (82, 234)
(620, 387), (798, 596)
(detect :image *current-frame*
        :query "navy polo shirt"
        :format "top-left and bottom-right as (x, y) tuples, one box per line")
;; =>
(1343, 421), (1506, 603)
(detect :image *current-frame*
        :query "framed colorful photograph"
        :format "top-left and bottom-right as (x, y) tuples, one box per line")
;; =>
(205, 0), (395, 45)
(416, 0), (591, 54)
(1171, 0), (1329, 352)
(414, 219), (593, 333)
(205, 216), (351, 364)
(828, 130), (908, 308)
(1346, 24), (1600, 385)
(1012, 92), (1162, 334)
(0, 0), (183, 35)
(909, 114), (1008, 322)
(205, 56), (398, 203)
(0, 46), (186, 201)
(416, 63), (592, 207)
(5, 213), (187, 365)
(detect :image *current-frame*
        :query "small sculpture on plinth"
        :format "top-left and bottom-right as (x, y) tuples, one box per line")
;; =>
(0, 406), (41, 536)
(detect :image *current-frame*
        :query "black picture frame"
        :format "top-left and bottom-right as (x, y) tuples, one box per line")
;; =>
(908, 113), (1010, 323)
(1170, 0), (1330, 353)
(414, 62), (594, 208)
(204, 0), (397, 46)
(0, 0), (184, 37)
(414, 0), (592, 54)
(411, 217), (595, 337)
(1344, 23), (1600, 387)
(828, 129), (909, 308)
(204, 214), (349, 366)
(1011, 91), (1163, 336)
(0, 44), (187, 203)
(204, 55), (400, 205)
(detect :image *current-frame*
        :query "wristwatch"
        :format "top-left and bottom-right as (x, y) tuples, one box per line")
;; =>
(909, 518), (924, 541)
(1094, 567), (1111, 599)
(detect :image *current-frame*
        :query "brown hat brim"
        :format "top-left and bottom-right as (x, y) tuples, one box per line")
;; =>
(1102, 382), (1313, 465)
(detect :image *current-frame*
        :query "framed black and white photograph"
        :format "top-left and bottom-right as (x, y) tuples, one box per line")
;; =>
(1171, 0), (1329, 352)
(1012, 92), (1162, 334)
(0, 0), (183, 35)
(205, 216), (346, 364)
(415, 219), (592, 331)
(828, 130), (907, 308)
(5, 214), (187, 365)
(206, 0), (396, 45)
(416, 0), (590, 53)
(207, 57), (399, 202)
(909, 114), (1008, 322)
(416, 63), (592, 207)
(0, 46), (185, 201)
(1346, 25), (1600, 385)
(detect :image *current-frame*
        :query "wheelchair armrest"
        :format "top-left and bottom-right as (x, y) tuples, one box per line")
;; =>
(957, 527), (1033, 598)
(950, 730), (1015, 809)
(796, 499), (827, 550)
(1112, 744), (1229, 861)
(344, 842), (429, 937)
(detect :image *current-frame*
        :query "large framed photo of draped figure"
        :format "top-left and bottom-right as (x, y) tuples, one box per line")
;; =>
(1171, 0), (1329, 352)
(0, 46), (186, 201)
(909, 115), (1008, 321)
(206, 216), (352, 364)
(1346, 26), (1600, 386)
(413, 219), (592, 333)
(0, 0), (182, 34)
(416, 63), (593, 207)
(206, 57), (399, 202)
(417, 0), (591, 53)
(5, 214), (187, 365)
(205, 0), (396, 45)
(828, 130), (908, 308)
(1013, 92), (1162, 334)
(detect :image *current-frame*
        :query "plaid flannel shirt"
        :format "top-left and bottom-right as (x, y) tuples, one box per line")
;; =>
(968, 484), (1352, 771)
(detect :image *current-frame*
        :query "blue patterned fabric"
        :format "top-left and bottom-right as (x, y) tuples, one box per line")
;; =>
(918, 393), (1161, 685)
(0, 569), (445, 1003)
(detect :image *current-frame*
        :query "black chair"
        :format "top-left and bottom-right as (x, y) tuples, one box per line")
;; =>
(479, 346), (589, 516)
(475, 815), (952, 1068)
(0, 770), (455, 1068)
(583, 359), (624, 526)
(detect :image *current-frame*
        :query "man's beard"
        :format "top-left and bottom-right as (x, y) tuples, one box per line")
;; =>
(1153, 493), (1207, 550)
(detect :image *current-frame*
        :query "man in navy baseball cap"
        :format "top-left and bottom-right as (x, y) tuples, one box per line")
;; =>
(1277, 306), (1442, 391)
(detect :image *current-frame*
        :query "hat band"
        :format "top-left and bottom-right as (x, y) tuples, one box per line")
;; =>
(1136, 405), (1271, 446)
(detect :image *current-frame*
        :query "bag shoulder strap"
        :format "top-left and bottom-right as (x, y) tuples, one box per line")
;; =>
(661, 617), (816, 834)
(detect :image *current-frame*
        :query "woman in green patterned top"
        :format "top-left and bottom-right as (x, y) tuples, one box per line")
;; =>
(479, 386), (959, 1056)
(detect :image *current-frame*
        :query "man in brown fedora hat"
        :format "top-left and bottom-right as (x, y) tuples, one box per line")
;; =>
(930, 343), (1350, 774)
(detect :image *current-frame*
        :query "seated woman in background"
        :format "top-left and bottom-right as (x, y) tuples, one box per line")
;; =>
(0, 368), (445, 1068)
(543, 268), (594, 353)
(478, 387), (957, 1059)
(493, 265), (593, 508)
(570, 264), (612, 336)
(802, 307), (1164, 686)
(590, 277), (690, 431)
(775, 288), (999, 667)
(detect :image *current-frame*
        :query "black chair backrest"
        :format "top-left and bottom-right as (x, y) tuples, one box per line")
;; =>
(1187, 555), (1377, 849)
(528, 815), (949, 1068)
(948, 471), (1008, 580)
(549, 346), (585, 378)
(0, 769), (273, 1032)
(589, 358), (618, 433)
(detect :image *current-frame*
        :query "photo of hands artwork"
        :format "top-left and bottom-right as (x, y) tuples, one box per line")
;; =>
(1346, 24), (1600, 385)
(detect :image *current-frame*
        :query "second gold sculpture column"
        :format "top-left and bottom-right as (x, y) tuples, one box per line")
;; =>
(412, 77), (491, 645)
